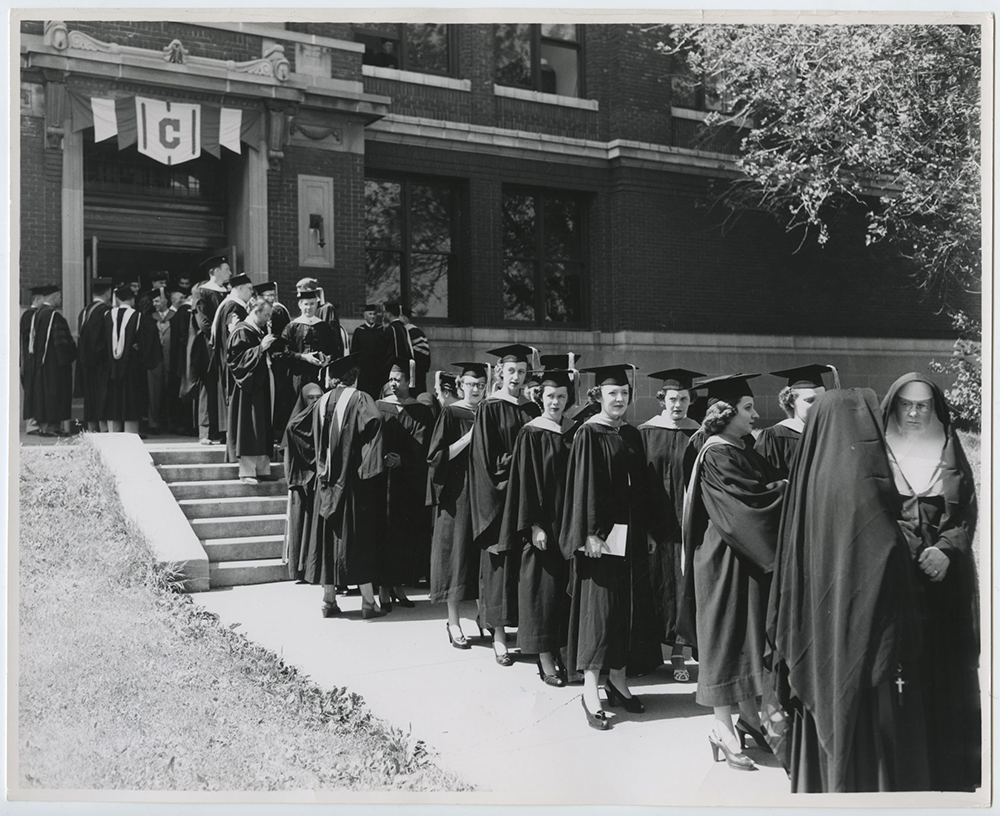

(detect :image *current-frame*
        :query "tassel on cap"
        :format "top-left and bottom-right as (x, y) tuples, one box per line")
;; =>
(409, 358), (416, 390)
(434, 369), (443, 396)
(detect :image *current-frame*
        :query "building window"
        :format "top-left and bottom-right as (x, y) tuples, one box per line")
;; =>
(502, 188), (585, 325)
(365, 176), (458, 320)
(495, 24), (582, 97)
(671, 52), (735, 112)
(355, 24), (454, 76)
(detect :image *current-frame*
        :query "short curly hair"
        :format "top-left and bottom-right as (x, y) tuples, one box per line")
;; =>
(587, 383), (631, 407)
(777, 386), (797, 418)
(701, 400), (738, 436)
(329, 367), (360, 388)
(656, 386), (692, 404)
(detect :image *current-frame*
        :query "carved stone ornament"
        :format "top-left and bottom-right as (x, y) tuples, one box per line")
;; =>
(43, 21), (68, 50)
(67, 30), (121, 54)
(289, 121), (343, 143)
(267, 107), (289, 171)
(162, 39), (189, 65)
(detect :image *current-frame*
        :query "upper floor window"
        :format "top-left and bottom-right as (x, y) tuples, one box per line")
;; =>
(495, 24), (583, 97)
(356, 24), (454, 77)
(502, 188), (586, 325)
(671, 51), (735, 113)
(365, 175), (459, 321)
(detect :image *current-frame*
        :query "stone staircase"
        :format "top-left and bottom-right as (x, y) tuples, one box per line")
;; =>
(147, 444), (291, 588)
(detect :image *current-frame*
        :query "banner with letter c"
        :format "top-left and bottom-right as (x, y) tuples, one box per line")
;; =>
(136, 97), (201, 165)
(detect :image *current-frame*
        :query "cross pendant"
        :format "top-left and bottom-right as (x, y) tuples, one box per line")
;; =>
(895, 674), (906, 704)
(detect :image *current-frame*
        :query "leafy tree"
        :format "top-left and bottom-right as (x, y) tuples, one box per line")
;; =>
(660, 24), (982, 308)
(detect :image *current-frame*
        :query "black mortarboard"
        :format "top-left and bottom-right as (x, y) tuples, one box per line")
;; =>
(326, 352), (363, 381)
(435, 371), (458, 394)
(538, 369), (574, 390)
(401, 306), (413, 319)
(149, 270), (169, 282)
(363, 303), (379, 312)
(698, 373), (761, 406)
(387, 356), (408, 374)
(92, 277), (113, 288)
(769, 364), (834, 389)
(488, 344), (535, 365)
(199, 254), (228, 273)
(384, 302), (402, 316)
(30, 284), (60, 296)
(453, 361), (490, 379)
(297, 288), (320, 299)
(229, 274), (252, 287)
(114, 284), (135, 302)
(648, 368), (705, 391)
(581, 364), (637, 387)
(540, 353), (580, 370)
(524, 370), (543, 387)
(254, 282), (276, 295)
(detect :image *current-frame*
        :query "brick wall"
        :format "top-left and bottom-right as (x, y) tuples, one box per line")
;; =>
(66, 21), (263, 64)
(20, 109), (62, 301)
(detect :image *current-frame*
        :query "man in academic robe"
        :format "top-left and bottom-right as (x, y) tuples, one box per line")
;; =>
(212, 273), (254, 436)
(169, 289), (195, 435)
(24, 285), (77, 436)
(282, 287), (339, 395)
(296, 277), (347, 360)
(401, 307), (430, 396)
(382, 302), (413, 380)
(76, 278), (114, 432)
(292, 353), (387, 619)
(227, 299), (277, 484)
(187, 254), (231, 444)
(20, 286), (48, 434)
(255, 281), (291, 337)
(375, 357), (434, 608)
(137, 271), (168, 316)
(101, 284), (162, 433)
(146, 288), (176, 435)
(350, 304), (388, 399)
(469, 343), (539, 666)
(255, 282), (293, 442)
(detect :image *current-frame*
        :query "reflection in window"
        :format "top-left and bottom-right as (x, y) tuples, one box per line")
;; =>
(356, 23), (453, 76)
(496, 24), (582, 97)
(672, 51), (735, 112)
(365, 177), (457, 320)
(502, 189), (585, 325)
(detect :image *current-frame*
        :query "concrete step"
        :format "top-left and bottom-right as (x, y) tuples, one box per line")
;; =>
(157, 462), (285, 483)
(179, 495), (288, 520)
(191, 513), (286, 540)
(210, 558), (291, 587)
(149, 447), (229, 466)
(168, 479), (287, 500)
(203, 534), (285, 563)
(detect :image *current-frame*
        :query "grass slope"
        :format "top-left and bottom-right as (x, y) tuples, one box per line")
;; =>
(18, 442), (470, 792)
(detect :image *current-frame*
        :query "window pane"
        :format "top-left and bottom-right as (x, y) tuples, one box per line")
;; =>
(539, 41), (578, 97)
(410, 253), (451, 319)
(358, 28), (401, 68)
(541, 23), (577, 42)
(365, 180), (402, 248)
(503, 260), (536, 322)
(543, 195), (581, 261)
(405, 23), (449, 75)
(502, 193), (536, 259)
(411, 184), (452, 252)
(495, 23), (532, 89)
(544, 262), (582, 324)
(366, 250), (402, 305)
(704, 71), (731, 112)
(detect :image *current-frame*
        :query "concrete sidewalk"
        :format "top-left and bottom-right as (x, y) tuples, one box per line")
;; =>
(195, 581), (795, 805)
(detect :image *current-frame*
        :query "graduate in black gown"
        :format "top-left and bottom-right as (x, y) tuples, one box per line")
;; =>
(375, 357), (434, 609)
(24, 285), (78, 436)
(282, 288), (338, 395)
(77, 278), (114, 432)
(428, 363), (488, 648)
(754, 364), (834, 479)
(20, 287), (47, 433)
(350, 304), (389, 399)
(561, 364), (658, 730)
(680, 374), (784, 770)
(881, 373), (980, 792)
(638, 368), (703, 681)
(188, 255), (231, 444)
(766, 388), (930, 792)
(255, 282), (291, 337)
(101, 285), (162, 433)
(282, 382), (325, 581)
(213, 274), (254, 438)
(500, 366), (576, 687)
(469, 343), (538, 666)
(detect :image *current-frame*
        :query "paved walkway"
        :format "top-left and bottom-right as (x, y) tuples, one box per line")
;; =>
(196, 581), (795, 804)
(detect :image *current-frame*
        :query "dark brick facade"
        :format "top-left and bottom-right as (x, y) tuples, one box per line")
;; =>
(19, 103), (62, 295)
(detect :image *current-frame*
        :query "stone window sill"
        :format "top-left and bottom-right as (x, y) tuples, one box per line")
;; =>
(363, 65), (471, 92)
(493, 84), (598, 111)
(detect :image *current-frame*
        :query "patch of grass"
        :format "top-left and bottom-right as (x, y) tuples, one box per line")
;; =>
(18, 442), (471, 792)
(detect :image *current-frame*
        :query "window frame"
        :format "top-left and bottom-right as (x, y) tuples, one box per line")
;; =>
(364, 171), (462, 326)
(501, 185), (589, 329)
(494, 24), (586, 98)
(354, 24), (459, 78)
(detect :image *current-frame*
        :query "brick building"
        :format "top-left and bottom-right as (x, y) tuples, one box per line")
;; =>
(19, 19), (970, 422)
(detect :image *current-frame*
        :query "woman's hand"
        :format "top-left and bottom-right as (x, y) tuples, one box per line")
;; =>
(383, 452), (402, 469)
(585, 535), (604, 558)
(531, 525), (547, 551)
(919, 546), (950, 582)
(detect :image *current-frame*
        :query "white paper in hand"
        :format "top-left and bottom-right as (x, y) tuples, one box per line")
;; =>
(603, 524), (628, 557)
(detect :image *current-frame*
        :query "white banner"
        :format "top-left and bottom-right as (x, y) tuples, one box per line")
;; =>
(91, 97), (117, 143)
(220, 107), (242, 155)
(135, 96), (201, 165)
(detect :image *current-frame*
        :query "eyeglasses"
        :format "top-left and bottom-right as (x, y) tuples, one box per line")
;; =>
(461, 380), (486, 391)
(898, 399), (932, 414)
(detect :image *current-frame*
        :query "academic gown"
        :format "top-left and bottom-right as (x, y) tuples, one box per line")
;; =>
(25, 305), (78, 424)
(269, 302), (292, 339)
(317, 302), (348, 360)
(212, 297), (249, 431)
(560, 419), (661, 675)
(300, 388), (385, 586)
(754, 422), (802, 480)
(499, 418), (574, 655)
(282, 317), (339, 393)
(350, 322), (389, 398)
(101, 307), (162, 422)
(639, 419), (698, 645)
(282, 399), (319, 581)
(77, 301), (112, 424)
(469, 396), (537, 629)
(375, 398), (434, 587)
(426, 404), (478, 603)
(766, 388), (930, 793)
(226, 321), (274, 461)
(186, 285), (226, 432)
(680, 438), (783, 707)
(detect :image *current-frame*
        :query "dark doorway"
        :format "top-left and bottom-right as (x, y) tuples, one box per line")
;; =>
(98, 246), (203, 288)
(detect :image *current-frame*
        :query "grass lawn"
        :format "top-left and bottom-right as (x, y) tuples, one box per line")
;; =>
(17, 441), (471, 792)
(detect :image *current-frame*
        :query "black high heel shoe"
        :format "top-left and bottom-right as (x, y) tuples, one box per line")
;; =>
(604, 679), (644, 713)
(536, 656), (566, 687)
(446, 622), (470, 650)
(390, 589), (415, 608)
(581, 696), (610, 731)
(708, 733), (757, 771)
(321, 602), (341, 618)
(378, 593), (392, 613)
(735, 718), (772, 753)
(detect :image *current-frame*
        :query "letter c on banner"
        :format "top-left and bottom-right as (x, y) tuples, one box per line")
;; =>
(159, 118), (181, 149)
